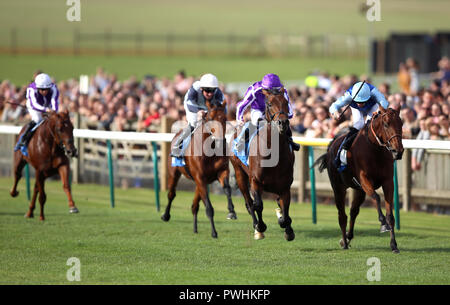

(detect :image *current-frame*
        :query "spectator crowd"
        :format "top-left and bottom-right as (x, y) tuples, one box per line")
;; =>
(1, 56), (449, 171)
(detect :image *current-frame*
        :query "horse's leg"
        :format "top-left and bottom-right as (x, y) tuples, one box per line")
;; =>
(359, 175), (389, 232)
(198, 182), (217, 238)
(333, 185), (349, 249)
(347, 189), (366, 244)
(25, 179), (39, 218)
(278, 191), (295, 241)
(10, 152), (26, 197)
(218, 170), (237, 220)
(232, 161), (257, 228)
(161, 168), (181, 222)
(382, 182), (399, 253)
(192, 187), (201, 234)
(36, 173), (47, 221)
(58, 164), (78, 214)
(250, 180), (266, 238)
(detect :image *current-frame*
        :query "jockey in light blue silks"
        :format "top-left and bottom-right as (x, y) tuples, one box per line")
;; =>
(235, 73), (300, 151)
(171, 73), (225, 157)
(16, 73), (59, 151)
(329, 81), (389, 171)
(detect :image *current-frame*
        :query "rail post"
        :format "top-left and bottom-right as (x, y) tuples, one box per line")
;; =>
(308, 146), (317, 224)
(107, 140), (115, 208)
(25, 163), (31, 201)
(393, 160), (400, 230)
(152, 141), (160, 212)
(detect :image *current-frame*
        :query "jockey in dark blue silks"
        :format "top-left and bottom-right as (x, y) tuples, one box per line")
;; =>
(171, 73), (225, 157)
(329, 81), (389, 172)
(15, 73), (59, 153)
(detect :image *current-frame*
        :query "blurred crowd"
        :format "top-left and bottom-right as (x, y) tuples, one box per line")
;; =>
(1, 56), (449, 171)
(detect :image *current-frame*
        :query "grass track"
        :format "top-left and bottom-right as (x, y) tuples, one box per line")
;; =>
(0, 177), (449, 284)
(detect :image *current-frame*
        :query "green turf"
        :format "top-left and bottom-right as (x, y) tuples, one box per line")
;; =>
(0, 177), (449, 284)
(1, 0), (449, 48)
(0, 54), (366, 86)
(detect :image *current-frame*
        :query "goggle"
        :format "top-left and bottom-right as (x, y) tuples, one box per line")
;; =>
(265, 87), (283, 95)
(202, 88), (216, 93)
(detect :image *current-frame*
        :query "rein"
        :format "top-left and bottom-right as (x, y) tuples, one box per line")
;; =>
(265, 94), (289, 122)
(369, 112), (402, 151)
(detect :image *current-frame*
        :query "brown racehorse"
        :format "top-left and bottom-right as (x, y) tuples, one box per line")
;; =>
(161, 100), (237, 238)
(10, 110), (79, 220)
(314, 107), (404, 253)
(230, 88), (295, 241)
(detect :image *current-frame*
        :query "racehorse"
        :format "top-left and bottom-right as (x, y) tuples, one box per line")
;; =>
(161, 100), (237, 238)
(313, 107), (404, 253)
(230, 88), (295, 241)
(10, 110), (79, 220)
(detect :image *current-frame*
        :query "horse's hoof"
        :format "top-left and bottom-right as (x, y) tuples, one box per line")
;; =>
(284, 231), (295, 241)
(339, 238), (350, 249)
(69, 207), (79, 214)
(212, 232), (218, 239)
(161, 214), (170, 222)
(24, 213), (33, 218)
(392, 249), (400, 254)
(275, 208), (282, 219)
(10, 190), (19, 197)
(380, 224), (391, 233)
(254, 230), (265, 240)
(227, 212), (237, 220)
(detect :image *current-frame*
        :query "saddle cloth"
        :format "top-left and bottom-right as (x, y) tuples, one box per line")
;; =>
(14, 120), (45, 157)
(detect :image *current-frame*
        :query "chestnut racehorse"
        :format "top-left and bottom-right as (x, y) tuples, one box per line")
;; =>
(10, 110), (79, 220)
(230, 88), (296, 241)
(161, 100), (237, 238)
(313, 107), (404, 253)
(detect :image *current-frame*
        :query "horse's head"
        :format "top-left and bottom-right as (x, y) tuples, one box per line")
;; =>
(372, 107), (404, 160)
(204, 100), (227, 140)
(262, 88), (289, 134)
(48, 110), (78, 158)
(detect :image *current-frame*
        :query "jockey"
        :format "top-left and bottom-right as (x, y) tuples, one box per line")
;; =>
(329, 81), (389, 171)
(17, 73), (59, 150)
(235, 73), (300, 151)
(171, 73), (225, 157)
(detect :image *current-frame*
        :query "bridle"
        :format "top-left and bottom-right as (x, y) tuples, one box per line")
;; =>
(265, 92), (289, 122)
(369, 111), (402, 152)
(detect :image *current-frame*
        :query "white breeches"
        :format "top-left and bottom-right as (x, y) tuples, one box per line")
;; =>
(250, 109), (264, 125)
(351, 103), (380, 130)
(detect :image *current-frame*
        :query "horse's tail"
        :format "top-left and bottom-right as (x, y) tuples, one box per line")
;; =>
(311, 153), (328, 173)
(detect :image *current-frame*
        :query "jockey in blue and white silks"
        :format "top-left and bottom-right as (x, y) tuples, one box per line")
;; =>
(17, 73), (59, 149)
(235, 73), (299, 151)
(171, 73), (225, 157)
(329, 81), (389, 171)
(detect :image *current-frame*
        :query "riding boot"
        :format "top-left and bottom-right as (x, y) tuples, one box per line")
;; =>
(334, 127), (359, 170)
(286, 124), (300, 151)
(171, 124), (194, 157)
(16, 121), (36, 150)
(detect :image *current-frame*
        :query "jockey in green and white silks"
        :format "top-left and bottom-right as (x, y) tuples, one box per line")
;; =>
(171, 73), (225, 157)
(329, 81), (389, 171)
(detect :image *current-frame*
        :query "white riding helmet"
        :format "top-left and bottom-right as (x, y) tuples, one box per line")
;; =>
(351, 82), (371, 103)
(35, 73), (52, 89)
(199, 73), (219, 88)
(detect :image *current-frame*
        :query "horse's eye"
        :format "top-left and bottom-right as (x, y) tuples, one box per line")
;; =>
(384, 123), (389, 128)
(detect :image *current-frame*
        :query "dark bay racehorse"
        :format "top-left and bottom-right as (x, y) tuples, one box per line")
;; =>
(161, 100), (236, 238)
(314, 107), (404, 253)
(10, 110), (79, 220)
(230, 88), (295, 241)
